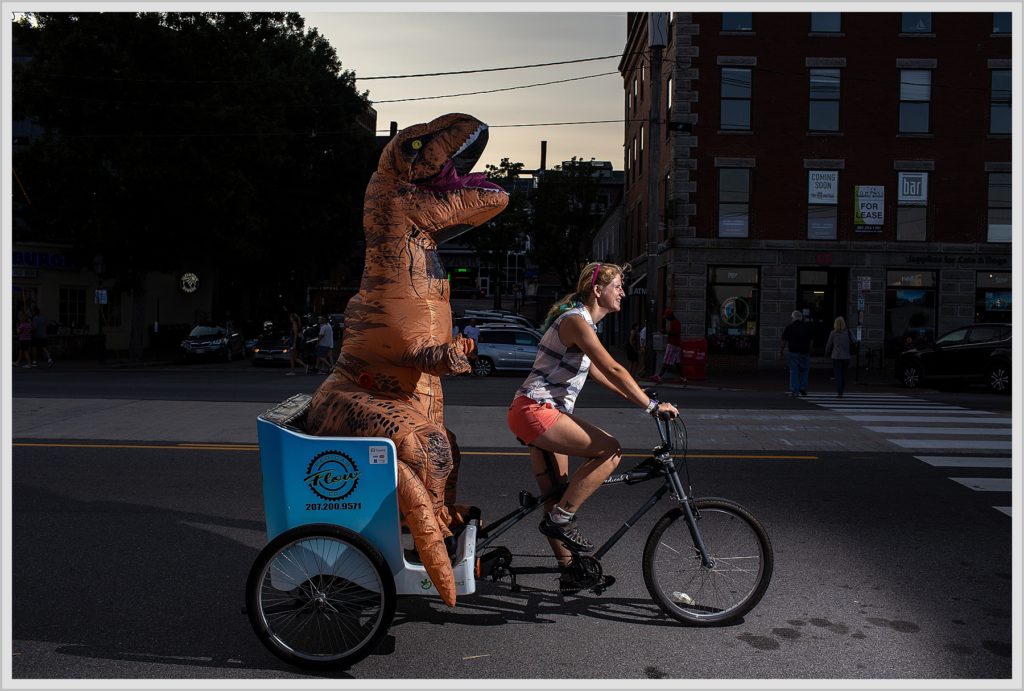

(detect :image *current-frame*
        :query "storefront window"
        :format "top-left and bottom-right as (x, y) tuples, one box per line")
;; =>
(59, 285), (87, 331)
(885, 270), (935, 357)
(975, 271), (1012, 323)
(706, 267), (759, 354)
(797, 269), (848, 356)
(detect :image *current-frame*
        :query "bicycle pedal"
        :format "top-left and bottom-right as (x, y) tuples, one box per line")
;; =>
(518, 490), (536, 508)
(591, 575), (615, 595)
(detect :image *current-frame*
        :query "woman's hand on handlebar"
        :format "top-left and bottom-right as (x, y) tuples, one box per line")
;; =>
(654, 402), (679, 419)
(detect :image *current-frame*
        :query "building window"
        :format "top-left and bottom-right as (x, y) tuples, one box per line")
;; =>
(722, 13), (753, 31)
(59, 285), (87, 331)
(706, 266), (760, 355)
(991, 70), (1011, 134)
(640, 63), (645, 101)
(721, 67), (752, 130)
(993, 12), (1011, 33)
(988, 172), (1012, 243)
(718, 168), (750, 238)
(633, 76), (638, 112)
(639, 124), (644, 175)
(976, 271), (1012, 323)
(810, 12), (841, 32)
(663, 172), (671, 237)
(896, 172), (928, 241)
(666, 76), (673, 134)
(886, 270), (936, 357)
(899, 69), (931, 134)
(807, 170), (838, 240)
(809, 68), (841, 131)
(901, 12), (932, 33)
(631, 136), (637, 182)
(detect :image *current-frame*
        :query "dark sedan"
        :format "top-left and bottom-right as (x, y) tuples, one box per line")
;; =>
(895, 322), (1011, 393)
(180, 324), (246, 362)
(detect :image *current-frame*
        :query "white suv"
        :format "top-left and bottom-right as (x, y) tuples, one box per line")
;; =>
(473, 324), (541, 376)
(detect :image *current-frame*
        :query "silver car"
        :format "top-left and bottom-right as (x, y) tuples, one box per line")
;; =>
(473, 324), (541, 376)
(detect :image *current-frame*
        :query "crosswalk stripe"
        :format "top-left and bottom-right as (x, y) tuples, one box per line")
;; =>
(864, 426), (1010, 435)
(915, 456), (1012, 468)
(888, 439), (1012, 450)
(800, 393), (1012, 515)
(850, 415), (1006, 423)
(950, 477), (1012, 492)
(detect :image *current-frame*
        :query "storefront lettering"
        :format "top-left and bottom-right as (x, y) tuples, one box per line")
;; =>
(13, 251), (76, 269)
(904, 254), (1009, 267)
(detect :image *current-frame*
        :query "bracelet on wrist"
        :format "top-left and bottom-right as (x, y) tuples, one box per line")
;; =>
(644, 398), (659, 414)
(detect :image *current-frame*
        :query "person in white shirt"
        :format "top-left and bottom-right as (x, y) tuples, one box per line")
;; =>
(315, 315), (335, 374)
(462, 319), (480, 342)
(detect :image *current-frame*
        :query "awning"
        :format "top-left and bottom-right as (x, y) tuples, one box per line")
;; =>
(629, 273), (647, 296)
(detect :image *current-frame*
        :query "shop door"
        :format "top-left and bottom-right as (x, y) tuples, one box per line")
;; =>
(797, 268), (849, 356)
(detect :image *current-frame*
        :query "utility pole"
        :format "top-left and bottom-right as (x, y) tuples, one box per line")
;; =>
(645, 13), (668, 377)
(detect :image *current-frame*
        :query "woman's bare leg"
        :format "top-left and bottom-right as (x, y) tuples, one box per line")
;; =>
(531, 412), (621, 515)
(529, 447), (572, 565)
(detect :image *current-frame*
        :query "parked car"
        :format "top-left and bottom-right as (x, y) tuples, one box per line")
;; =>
(180, 324), (245, 362)
(473, 324), (541, 377)
(895, 322), (1011, 393)
(462, 309), (536, 330)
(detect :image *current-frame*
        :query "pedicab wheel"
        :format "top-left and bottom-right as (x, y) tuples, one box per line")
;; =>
(246, 523), (396, 670)
(642, 498), (773, 626)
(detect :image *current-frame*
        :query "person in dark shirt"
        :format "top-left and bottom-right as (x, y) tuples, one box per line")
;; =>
(780, 310), (813, 396)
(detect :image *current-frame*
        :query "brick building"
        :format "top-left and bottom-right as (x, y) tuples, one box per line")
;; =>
(619, 11), (1013, 370)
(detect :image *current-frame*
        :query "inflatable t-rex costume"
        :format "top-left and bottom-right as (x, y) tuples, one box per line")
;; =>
(307, 113), (508, 606)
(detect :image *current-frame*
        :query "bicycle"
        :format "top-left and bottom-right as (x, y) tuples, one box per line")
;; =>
(245, 393), (773, 670)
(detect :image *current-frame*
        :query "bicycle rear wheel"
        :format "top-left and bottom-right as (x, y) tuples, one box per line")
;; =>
(246, 523), (396, 670)
(642, 498), (772, 625)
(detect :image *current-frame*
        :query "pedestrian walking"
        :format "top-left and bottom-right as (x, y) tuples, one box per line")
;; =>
(652, 309), (684, 384)
(626, 322), (640, 376)
(314, 315), (335, 374)
(824, 316), (857, 398)
(30, 306), (54, 368)
(780, 310), (813, 396)
(16, 311), (32, 368)
(286, 313), (307, 376)
(462, 319), (480, 343)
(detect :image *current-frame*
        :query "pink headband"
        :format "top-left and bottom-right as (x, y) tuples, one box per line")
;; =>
(591, 263), (601, 287)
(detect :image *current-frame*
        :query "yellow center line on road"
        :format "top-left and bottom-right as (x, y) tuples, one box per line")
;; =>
(12, 443), (818, 461)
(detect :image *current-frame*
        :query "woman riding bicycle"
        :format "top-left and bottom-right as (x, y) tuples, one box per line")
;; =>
(507, 261), (678, 584)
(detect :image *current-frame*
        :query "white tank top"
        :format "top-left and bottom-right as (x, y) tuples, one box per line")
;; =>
(514, 305), (596, 414)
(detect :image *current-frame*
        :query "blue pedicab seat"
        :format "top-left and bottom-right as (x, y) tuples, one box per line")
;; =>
(256, 393), (478, 598)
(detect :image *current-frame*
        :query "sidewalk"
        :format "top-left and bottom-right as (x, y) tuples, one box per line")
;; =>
(639, 364), (905, 394)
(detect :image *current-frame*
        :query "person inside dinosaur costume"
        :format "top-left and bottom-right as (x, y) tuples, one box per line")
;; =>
(306, 113), (509, 607)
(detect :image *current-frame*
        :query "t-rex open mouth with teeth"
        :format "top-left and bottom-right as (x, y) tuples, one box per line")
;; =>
(307, 113), (509, 606)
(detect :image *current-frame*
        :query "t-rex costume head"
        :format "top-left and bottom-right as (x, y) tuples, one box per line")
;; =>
(307, 114), (509, 606)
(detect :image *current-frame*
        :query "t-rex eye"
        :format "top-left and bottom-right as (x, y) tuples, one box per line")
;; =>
(411, 140), (423, 150)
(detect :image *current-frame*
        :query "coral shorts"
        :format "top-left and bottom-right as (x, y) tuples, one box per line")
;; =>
(507, 395), (562, 445)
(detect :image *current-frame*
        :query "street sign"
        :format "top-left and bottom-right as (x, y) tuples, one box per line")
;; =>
(857, 276), (872, 292)
(857, 295), (865, 311)
(94, 289), (108, 305)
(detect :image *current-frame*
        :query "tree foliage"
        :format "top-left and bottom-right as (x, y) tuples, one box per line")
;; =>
(528, 158), (605, 292)
(13, 12), (377, 331)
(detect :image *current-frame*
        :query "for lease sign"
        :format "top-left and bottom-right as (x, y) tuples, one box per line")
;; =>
(854, 185), (884, 230)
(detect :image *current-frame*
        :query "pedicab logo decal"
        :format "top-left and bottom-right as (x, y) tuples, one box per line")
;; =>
(304, 450), (360, 501)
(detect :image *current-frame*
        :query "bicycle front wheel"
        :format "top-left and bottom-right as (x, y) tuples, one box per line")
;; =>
(643, 498), (772, 626)
(246, 523), (396, 670)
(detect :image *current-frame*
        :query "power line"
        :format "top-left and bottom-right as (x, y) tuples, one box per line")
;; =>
(357, 54), (622, 80)
(373, 72), (618, 104)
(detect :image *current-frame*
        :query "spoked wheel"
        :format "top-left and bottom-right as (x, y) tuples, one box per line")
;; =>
(473, 357), (495, 377)
(246, 524), (396, 670)
(642, 498), (773, 626)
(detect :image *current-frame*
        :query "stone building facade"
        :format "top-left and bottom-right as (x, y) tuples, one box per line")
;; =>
(619, 11), (1013, 370)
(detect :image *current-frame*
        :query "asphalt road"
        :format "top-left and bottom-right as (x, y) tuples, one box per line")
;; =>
(7, 362), (1016, 682)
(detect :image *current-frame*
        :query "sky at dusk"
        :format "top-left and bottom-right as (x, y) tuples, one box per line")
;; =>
(304, 11), (627, 172)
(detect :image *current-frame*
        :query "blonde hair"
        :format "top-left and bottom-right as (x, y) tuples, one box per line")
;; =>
(542, 261), (629, 330)
(834, 316), (847, 331)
